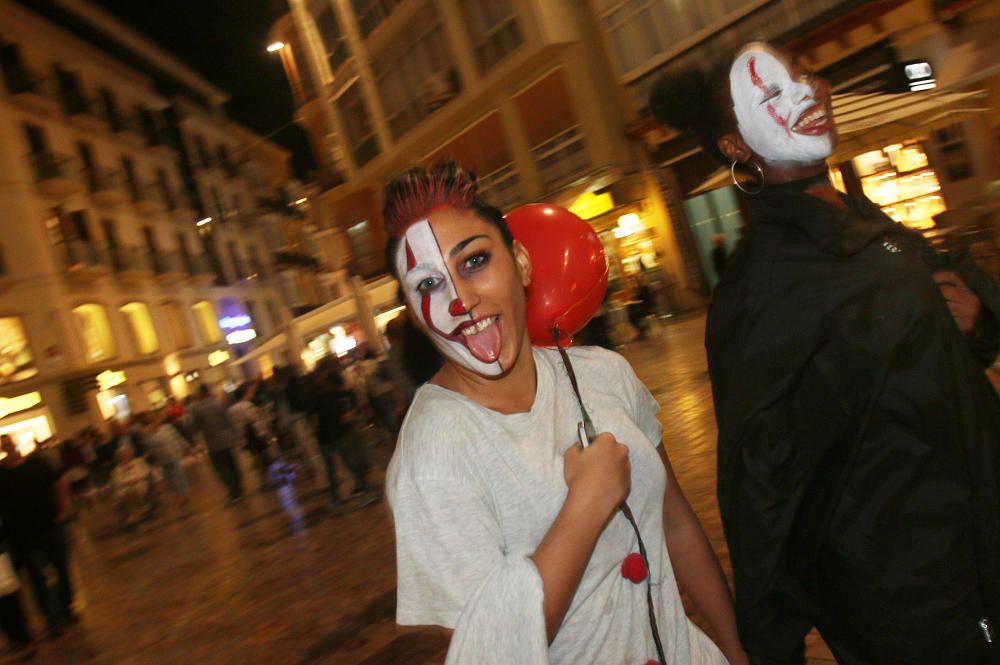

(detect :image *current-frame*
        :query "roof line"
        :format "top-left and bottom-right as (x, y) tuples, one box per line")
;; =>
(52, 0), (229, 105)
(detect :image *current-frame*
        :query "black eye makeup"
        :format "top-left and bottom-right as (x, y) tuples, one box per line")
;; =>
(459, 250), (491, 274)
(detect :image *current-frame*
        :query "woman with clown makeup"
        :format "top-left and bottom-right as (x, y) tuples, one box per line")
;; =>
(652, 42), (1000, 665)
(384, 161), (747, 665)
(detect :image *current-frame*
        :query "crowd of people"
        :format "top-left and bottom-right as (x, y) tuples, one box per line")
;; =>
(0, 343), (410, 656)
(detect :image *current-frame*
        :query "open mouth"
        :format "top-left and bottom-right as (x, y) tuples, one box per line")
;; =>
(452, 315), (502, 364)
(791, 102), (833, 135)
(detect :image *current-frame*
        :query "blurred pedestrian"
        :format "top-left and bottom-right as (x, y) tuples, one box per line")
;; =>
(0, 523), (32, 655)
(110, 446), (153, 526)
(144, 409), (190, 507)
(710, 233), (728, 279)
(0, 435), (77, 638)
(188, 385), (243, 504)
(228, 381), (275, 491)
(313, 371), (379, 509)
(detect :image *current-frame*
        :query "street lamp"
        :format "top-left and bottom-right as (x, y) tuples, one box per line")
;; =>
(267, 42), (286, 53)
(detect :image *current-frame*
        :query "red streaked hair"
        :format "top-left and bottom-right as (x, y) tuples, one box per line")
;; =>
(383, 161), (478, 239)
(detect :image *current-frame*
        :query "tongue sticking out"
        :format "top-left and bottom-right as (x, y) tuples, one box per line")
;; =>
(464, 319), (502, 364)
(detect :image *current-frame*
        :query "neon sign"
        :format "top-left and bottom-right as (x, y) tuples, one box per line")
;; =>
(226, 329), (258, 345)
(219, 315), (252, 329)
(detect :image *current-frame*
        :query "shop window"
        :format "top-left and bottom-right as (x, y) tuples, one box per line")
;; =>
(193, 300), (222, 344)
(162, 301), (193, 349)
(853, 141), (944, 230)
(72, 303), (116, 362)
(934, 124), (974, 182)
(0, 317), (38, 385)
(119, 302), (159, 355)
(459, 0), (521, 73)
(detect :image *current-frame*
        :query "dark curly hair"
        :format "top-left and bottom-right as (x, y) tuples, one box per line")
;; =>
(648, 55), (738, 164)
(382, 160), (514, 278)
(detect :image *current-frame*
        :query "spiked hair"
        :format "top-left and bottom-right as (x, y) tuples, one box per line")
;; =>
(382, 160), (514, 277)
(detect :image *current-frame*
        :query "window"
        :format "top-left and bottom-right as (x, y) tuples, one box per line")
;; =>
(267, 301), (283, 330)
(192, 301), (221, 344)
(336, 83), (379, 166)
(459, 0), (522, 73)
(193, 135), (212, 168)
(312, 1), (348, 71)
(372, 5), (459, 138)
(120, 156), (140, 202)
(119, 302), (159, 355)
(72, 303), (116, 362)
(935, 124), (974, 182)
(161, 301), (193, 349)
(0, 317), (37, 385)
(352, 0), (403, 37)
(347, 220), (379, 275)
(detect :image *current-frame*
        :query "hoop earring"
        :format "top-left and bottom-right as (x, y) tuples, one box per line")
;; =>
(730, 159), (764, 195)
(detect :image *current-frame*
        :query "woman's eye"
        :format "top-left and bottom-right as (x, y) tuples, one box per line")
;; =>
(416, 276), (441, 293)
(462, 252), (490, 272)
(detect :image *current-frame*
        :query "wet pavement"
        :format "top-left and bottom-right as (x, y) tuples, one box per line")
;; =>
(18, 310), (998, 663)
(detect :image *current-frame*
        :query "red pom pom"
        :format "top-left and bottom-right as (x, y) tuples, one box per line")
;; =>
(645, 660), (661, 665)
(620, 552), (647, 583)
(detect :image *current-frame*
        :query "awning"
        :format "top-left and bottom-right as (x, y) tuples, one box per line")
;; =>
(231, 331), (286, 366)
(832, 89), (989, 158)
(687, 89), (989, 196)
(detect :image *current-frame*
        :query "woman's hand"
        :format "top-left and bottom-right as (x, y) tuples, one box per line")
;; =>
(563, 432), (631, 521)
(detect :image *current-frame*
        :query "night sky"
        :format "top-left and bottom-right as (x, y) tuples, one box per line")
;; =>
(92, 0), (315, 178)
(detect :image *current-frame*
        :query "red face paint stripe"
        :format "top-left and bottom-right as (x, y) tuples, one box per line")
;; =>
(405, 241), (416, 272)
(748, 56), (767, 93)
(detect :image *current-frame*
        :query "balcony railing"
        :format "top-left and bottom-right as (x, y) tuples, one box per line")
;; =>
(3, 67), (59, 100)
(477, 163), (523, 213)
(135, 182), (168, 212)
(83, 166), (123, 194)
(533, 125), (589, 192)
(28, 151), (78, 182)
(107, 246), (151, 274)
(63, 240), (104, 269)
(150, 250), (186, 278)
(190, 253), (216, 277)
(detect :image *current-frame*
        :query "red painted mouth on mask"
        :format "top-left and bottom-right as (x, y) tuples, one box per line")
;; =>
(791, 102), (833, 136)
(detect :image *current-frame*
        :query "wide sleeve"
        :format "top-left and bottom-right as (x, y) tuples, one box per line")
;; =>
(390, 475), (549, 664)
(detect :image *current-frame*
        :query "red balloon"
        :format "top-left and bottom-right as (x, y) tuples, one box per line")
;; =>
(505, 204), (608, 347)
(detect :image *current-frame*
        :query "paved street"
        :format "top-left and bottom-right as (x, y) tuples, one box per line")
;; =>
(8, 311), (920, 665)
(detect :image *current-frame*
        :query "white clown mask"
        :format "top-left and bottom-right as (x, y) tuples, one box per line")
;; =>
(729, 44), (834, 164)
(395, 219), (504, 377)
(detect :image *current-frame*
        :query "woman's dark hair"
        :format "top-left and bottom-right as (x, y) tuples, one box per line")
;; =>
(649, 57), (737, 164)
(382, 160), (513, 278)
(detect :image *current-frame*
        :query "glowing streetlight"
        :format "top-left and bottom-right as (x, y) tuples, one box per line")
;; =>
(267, 42), (286, 53)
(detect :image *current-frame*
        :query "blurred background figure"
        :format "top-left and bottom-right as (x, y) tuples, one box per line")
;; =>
(188, 385), (243, 505)
(143, 409), (190, 509)
(711, 234), (729, 280)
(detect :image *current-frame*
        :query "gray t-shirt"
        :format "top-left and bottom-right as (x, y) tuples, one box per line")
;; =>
(387, 346), (726, 665)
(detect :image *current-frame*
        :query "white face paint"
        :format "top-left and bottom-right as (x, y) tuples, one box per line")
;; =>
(729, 44), (834, 164)
(395, 219), (503, 377)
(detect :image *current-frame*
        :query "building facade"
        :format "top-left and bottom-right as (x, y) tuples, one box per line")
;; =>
(270, 0), (708, 318)
(0, 0), (316, 450)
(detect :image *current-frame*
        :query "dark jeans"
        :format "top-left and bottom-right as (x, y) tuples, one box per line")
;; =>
(208, 448), (243, 500)
(0, 591), (31, 645)
(319, 430), (370, 500)
(370, 393), (399, 436)
(14, 525), (73, 630)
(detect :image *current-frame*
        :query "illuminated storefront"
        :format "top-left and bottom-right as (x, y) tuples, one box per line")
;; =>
(0, 391), (53, 456)
(95, 369), (131, 421)
(833, 140), (946, 230)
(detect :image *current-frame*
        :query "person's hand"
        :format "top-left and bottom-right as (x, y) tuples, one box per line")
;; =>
(563, 432), (631, 521)
(933, 270), (981, 335)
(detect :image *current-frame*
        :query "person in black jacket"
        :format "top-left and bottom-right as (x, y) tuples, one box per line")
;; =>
(312, 371), (379, 509)
(651, 41), (1000, 665)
